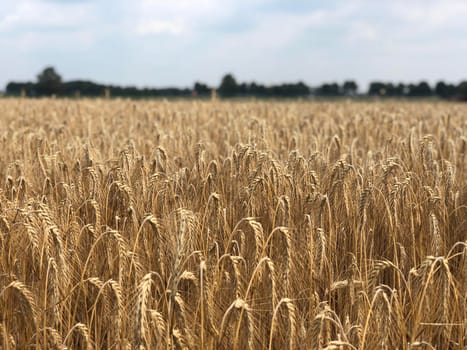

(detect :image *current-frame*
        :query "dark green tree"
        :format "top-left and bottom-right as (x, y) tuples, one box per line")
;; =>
(435, 81), (457, 99)
(343, 80), (358, 95)
(395, 83), (407, 96)
(436, 81), (448, 97)
(193, 82), (211, 96)
(408, 81), (432, 97)
(218, 74), (238, 97)
(458, 81), (467, 101)
(368, 82), (387, 96)
(36, 66), (62, 96)
(316, 83), (341, 96)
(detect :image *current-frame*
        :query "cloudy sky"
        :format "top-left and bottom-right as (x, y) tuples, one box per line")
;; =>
(1, 0), (466, 91)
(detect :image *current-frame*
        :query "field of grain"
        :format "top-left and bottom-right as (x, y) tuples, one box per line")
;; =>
(0, 99), (465, 349)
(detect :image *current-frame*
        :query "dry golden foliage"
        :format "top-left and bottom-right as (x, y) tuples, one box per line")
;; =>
(0, 99), (466, 349)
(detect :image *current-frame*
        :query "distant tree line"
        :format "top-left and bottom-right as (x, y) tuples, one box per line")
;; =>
(367, 81), (467, 99)
(4, 67), (467, 100)
(6, 67), (193, 98)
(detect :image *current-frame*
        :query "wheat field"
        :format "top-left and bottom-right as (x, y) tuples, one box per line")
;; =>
(0, 98), (465, 349)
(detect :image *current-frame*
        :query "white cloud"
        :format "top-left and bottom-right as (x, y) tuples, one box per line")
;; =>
(133, 0), (231, 36)
(204, 3), (357, 57)
(0, 0), (98, 55)
(132, 0), (272, 36)
(0, 0), (94, 30)
(136, 19), (184, 35)
(346, 21), (378, 42)
(391, 0), (467, 27)
(12, 30), (95, 52)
